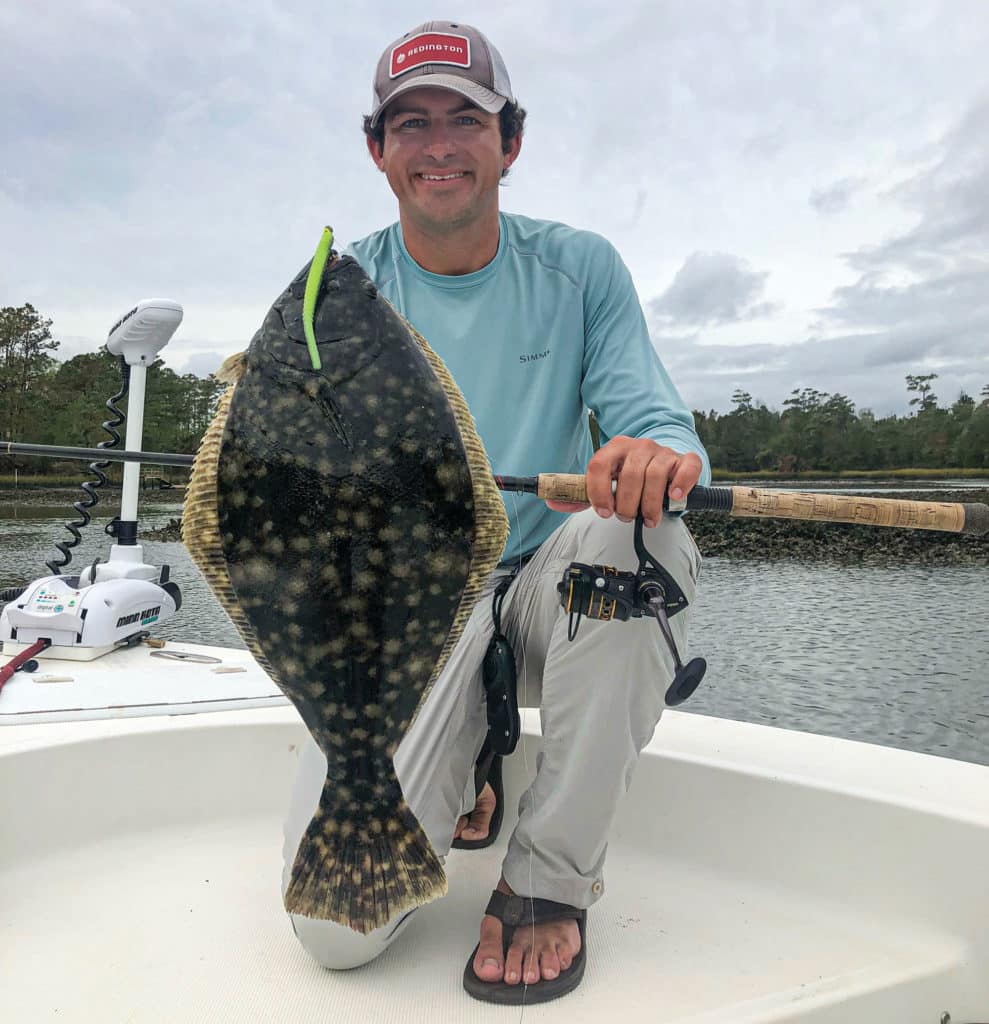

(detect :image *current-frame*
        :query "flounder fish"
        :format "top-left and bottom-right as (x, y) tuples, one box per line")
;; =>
(182, 228), (507, 933)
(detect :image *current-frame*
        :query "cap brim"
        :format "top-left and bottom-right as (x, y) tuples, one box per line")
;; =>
(370, 75), (508, 126)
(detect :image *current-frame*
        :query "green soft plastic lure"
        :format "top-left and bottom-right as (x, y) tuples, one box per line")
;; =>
(302, 226), (334, 370)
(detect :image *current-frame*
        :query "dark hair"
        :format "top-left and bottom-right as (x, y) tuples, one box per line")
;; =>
(363, 100), (527, 179)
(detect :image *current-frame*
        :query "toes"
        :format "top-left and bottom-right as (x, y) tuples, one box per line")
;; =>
(473, 940), (503, 982)
(522, 948), (540, 985)
(557, 937), (576, 971)
(504, 942), (524, 985)
(461, 818), (488, 839)
(540, 947), (561, 981)
(473, 915), (504, 982)
(454, 815), (466, 840)
(461, 783), (496, 839)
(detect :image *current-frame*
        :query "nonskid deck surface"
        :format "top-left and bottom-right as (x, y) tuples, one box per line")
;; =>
(0, 815), (956, 1023)
(0, 640), (286, 723)
(2, 708), (986, 1022)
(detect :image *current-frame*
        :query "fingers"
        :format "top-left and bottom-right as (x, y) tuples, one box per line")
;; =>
(545, 499), (590, 513)
(582, 439), (702, 527)
(666, 452), (703, 510)
(585, 447), (622, 517)
(542, 440), (703, 524)
(613, 444), (674, 527)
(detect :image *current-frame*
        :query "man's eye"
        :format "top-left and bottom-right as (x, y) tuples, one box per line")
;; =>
(456, 116), (480, 126)
(397, 118), (427, 129)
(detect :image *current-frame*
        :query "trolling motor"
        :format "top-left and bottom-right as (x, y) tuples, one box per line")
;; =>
(0, 300), (184, 663)
(557, 515), (707, 706)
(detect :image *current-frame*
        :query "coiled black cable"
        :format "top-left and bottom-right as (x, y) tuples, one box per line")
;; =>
(45, 357), (130, 575)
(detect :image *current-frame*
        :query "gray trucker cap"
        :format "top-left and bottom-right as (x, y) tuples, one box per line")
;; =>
(368, 21), (514, 127)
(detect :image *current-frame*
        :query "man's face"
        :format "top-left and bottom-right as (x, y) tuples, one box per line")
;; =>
(367, 86), (521, 234)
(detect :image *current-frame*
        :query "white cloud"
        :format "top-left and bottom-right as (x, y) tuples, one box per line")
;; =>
(2, 0), (989, 414)
(810, 177), (866, 215)
(651, 252), (778, 327)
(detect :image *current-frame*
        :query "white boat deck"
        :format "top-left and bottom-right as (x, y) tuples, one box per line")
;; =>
(1, 644), (988, 1022)
(0, 639), (286, 723)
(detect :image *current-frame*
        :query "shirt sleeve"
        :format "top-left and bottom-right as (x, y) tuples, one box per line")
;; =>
(579, 238), (712, 486)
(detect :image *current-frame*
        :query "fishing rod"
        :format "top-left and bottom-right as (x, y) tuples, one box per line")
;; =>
(496, 473), (989, 536)
(3, 441), (194, 469)
(5, 443), (987, 536)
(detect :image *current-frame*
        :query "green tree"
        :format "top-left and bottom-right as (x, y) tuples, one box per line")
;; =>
(715, 391), (778, 471)
(780, 388), (826, 469)
(36, 351), (126, 446)
(905, 373), (939, 412)
(0, 303), (59, 442)
(143, 362), (223, 453)
(953, 404), (989, 467)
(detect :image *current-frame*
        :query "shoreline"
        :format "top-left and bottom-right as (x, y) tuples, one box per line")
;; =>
(687, 489), (989, 566)
(3, 488), (987, 567)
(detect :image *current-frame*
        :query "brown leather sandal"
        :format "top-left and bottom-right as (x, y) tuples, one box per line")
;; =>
(462, 890), (587, 1005)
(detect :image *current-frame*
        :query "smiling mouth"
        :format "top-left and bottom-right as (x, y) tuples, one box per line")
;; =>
(416, 172), (468, 182)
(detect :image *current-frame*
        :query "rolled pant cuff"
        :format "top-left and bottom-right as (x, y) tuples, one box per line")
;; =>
(501, 849), (604, 910)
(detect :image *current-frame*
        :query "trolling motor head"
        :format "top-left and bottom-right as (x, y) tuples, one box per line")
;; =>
(107, 299), (183, 366)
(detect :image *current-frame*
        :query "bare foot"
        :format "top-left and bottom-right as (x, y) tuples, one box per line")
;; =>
(454, 781), (497, 842)
(472, 878), (581, 986)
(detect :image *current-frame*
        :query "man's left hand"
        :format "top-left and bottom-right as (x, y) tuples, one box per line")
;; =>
(545, 436), (702, 528)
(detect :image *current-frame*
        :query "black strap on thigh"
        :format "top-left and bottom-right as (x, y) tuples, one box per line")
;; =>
(481, 568), (522, 757)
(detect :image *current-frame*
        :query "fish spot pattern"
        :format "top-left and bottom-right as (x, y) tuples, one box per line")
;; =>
(183, 254), (507, 934)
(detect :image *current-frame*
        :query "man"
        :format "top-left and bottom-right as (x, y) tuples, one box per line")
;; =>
(282, 20), (709, 1005)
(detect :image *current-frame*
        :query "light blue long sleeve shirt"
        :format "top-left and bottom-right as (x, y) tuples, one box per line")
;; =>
(345, 212), (710, 564)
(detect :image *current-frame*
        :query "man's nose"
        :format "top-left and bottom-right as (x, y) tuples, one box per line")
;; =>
(422, 123), (457, 159)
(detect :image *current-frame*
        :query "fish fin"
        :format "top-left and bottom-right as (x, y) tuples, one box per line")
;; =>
(215, 351), (247, 385)
(284, 785), (447, 934)
(182, 367), (279, 681)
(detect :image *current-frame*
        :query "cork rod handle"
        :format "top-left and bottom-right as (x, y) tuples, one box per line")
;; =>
(535, 473), (592, 504)
(531, 475), (987, 535)
(729, 487), (970, 533)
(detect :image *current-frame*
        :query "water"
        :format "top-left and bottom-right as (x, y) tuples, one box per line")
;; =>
(1, 490), (986, 767)
(728, 478), (989, 494)
(687, 560), (988, 766)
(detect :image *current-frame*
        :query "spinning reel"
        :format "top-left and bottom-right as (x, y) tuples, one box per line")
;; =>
(557, 516), (707, 707)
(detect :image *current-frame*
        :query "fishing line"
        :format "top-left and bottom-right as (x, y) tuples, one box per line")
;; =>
(509, 491), (535, 1019)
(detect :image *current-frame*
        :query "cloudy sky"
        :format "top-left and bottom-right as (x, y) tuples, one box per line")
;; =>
(3, 0), (988, 415)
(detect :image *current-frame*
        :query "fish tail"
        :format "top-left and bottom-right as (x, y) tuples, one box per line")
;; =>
(283, 786), (446, 934)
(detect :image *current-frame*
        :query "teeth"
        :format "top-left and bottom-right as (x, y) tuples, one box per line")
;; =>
(420, 173), (465, 181)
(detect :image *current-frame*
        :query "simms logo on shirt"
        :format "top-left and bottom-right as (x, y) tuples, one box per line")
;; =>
(390, 33), (471, 78)
(520, 349), (551, 364)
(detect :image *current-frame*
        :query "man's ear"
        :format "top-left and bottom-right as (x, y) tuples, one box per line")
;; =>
(503, 131), (523, 172)
(367, 134), (385, 170)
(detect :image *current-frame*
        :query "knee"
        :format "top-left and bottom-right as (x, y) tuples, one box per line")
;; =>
(289, 907), (417, 970)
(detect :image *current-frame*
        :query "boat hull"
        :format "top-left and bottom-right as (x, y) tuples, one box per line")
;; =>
(2, 698), (987, 1022)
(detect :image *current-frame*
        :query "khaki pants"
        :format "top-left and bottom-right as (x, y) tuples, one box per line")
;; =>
(282, 509), (702, 969)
